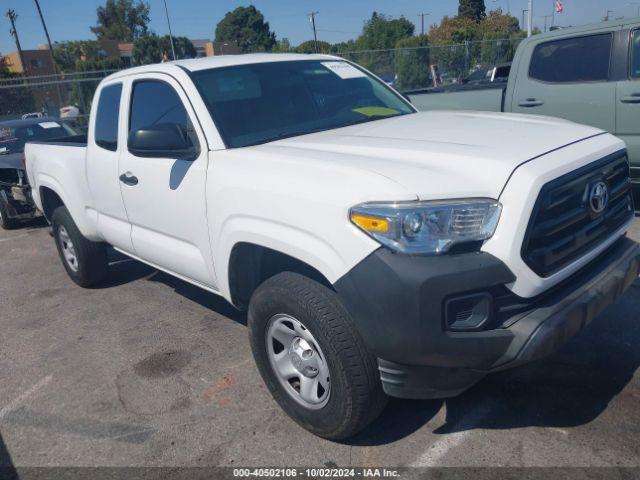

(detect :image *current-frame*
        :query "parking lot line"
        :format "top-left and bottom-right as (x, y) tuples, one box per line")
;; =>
(411, 400), (493, 467)
(0, 375), (52, 420)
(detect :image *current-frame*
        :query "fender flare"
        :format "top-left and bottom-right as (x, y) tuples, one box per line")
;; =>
(215, 216), (369, 301)
(36, 174), (99, 240)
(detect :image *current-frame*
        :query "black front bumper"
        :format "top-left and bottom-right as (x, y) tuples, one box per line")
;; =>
(334, 236), (640, 399)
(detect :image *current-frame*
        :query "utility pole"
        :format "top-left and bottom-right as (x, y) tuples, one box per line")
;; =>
(542, 14), (553, 31)
(163, 0), (177, 60)
(417, 12), (430, 36)
(522, 9), (528, 32)
(604, 9), (614, 20)
(6, 9), (26, 73)
(527, 0), (533, 36)
(33, 0), (63, 106)
(309, 11), (319, 53)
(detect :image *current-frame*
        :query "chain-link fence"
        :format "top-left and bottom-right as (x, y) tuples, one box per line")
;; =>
(0, 38), (524, 123)
(338, 37), (524, 91)
(0, 69), (118, 130)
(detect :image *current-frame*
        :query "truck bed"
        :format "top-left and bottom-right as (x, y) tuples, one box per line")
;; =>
(24, 136), (93, 233)
(406, 83), (506, 112)
(26, 134), (88, 147)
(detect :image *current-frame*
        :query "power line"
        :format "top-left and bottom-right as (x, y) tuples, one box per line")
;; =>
(308, 11), (319, 53)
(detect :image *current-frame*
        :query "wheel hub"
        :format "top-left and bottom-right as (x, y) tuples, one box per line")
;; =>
(289, 338), (319, 378)
(265, 314), (330, 409)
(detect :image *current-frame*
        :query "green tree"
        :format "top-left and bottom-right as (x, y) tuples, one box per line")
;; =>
(52, 41), (122, 72)
(273, 38), (292, 53)
(357, 12), (414, 50)
(91, 0), (150, 41)
(333, 39), (357, 53)
(395, 35), (431, 90)
(351, 13), (414, 77)
(295, 40), (333, 54)
(478, 9), (524, 64)
(133, 35), (196, 64)
(458, 0), (486, 21)
(427, 15), (481, 78)
(215, 6), (276, 53)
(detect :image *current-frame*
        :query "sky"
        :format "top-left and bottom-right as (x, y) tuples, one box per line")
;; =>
(1, 0), (639, 54)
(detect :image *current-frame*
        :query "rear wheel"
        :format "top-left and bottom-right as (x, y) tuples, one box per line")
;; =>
(51, 206), (108, 287)
(248, 272), (387, 440)
(0, 196), (18, 230)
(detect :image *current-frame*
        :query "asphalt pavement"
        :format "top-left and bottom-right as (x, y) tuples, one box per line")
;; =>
(0, 217), (639, 470)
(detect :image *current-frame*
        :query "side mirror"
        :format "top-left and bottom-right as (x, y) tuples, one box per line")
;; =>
(128, 123), (198, 159)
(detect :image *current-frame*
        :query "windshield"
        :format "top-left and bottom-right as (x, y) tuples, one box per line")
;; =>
(191, 60), (415, 148)
(0, 121), (77, 154)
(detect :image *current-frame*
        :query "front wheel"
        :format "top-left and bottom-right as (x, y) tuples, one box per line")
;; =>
(51, 206), (108, 287)
(248, 272), (387, 440)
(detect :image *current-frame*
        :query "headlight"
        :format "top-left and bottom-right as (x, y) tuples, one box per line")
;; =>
(350, 199), (502, 255)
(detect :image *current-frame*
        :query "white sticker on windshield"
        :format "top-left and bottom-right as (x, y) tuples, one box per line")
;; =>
(39, 121), (60, 129)
(321, 61), (366, 79)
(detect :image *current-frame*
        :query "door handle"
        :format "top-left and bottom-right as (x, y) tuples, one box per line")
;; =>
(620, 93), (640, 104)
(119, 172), (138, 186)
(518, 98), (544, 107)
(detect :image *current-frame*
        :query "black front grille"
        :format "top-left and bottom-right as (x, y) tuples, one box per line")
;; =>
(522, 151), (634, 277)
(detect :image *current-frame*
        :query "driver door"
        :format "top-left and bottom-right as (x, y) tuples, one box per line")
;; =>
(118, 74), (216, 288)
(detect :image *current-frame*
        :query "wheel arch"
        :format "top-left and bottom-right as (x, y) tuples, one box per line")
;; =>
(39, 185), (65, 221)
(227, 242), (335, 309)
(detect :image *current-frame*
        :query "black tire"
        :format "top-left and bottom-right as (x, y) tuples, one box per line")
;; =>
(0, 196), (18, 230)
(51, 206), (108, 287)
(248, 272), (387, 440)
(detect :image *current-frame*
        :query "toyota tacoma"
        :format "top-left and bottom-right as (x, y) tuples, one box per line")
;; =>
(24, 54), (639, 439)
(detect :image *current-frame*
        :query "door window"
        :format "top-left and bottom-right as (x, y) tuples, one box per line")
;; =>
(529, 34), (612, 83)
(128, 80), (198, 154)
(632, 30), (640, 79)
(94, 83), (122, 151)
(129, 81), (189, 132)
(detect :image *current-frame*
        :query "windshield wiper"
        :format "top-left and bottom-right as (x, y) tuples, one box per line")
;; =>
(243, 126), (332, 147)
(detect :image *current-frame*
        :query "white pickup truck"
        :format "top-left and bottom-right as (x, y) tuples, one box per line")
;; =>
(25, 53), (639, 440)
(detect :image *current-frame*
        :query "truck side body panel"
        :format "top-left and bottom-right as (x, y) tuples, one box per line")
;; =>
(409, 86), (504, 112)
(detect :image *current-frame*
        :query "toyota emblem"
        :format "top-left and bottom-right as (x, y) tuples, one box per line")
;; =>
(588, 181), (609, 214)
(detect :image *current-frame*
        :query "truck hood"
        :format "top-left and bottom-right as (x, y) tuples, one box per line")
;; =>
(256, 111), (605, 200)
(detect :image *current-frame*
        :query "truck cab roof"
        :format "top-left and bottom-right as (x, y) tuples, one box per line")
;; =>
(105, 53), (342, 81)
(523, 16), (640, 43)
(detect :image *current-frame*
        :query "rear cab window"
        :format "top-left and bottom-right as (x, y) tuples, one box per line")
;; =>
(529, 33), (613, 83)
(94, 83), (123, 151)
